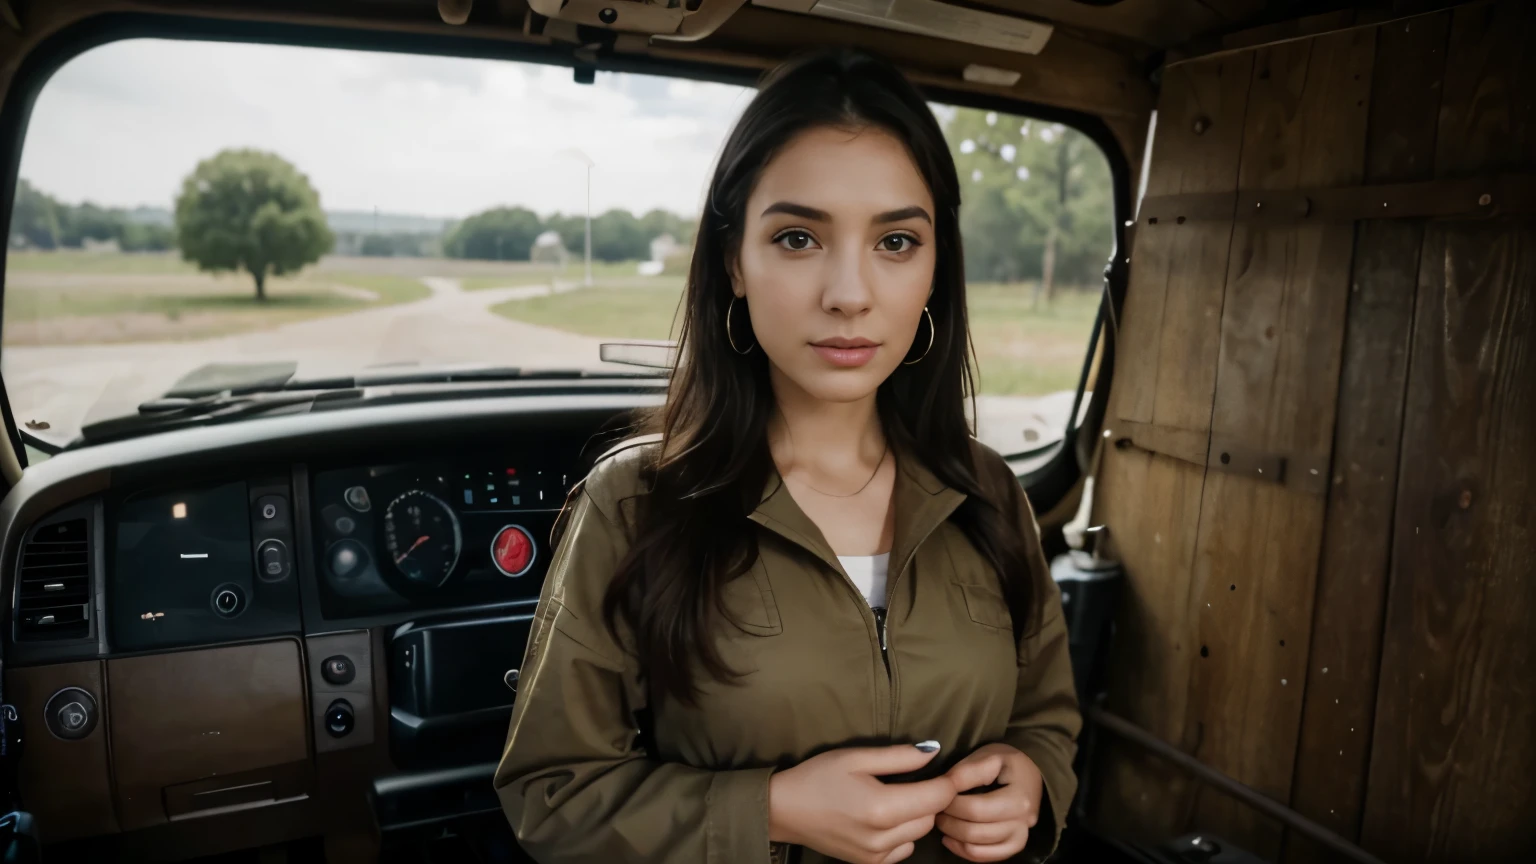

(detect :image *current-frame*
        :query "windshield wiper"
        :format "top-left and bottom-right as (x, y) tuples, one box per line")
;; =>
(162, 361), (662, 400)
(77, 388), (350, 447)
(69, 364), (668, 449)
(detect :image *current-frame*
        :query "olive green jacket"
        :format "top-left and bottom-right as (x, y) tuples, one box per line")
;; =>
(495, 439), (1081, 863)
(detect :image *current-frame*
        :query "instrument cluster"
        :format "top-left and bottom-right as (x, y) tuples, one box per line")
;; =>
(311, 454), (579, 619)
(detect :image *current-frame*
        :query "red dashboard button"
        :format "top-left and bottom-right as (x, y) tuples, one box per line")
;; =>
(491, 525), (536, 577)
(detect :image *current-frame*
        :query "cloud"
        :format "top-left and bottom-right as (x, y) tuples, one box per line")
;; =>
(19, 38), (748, 219)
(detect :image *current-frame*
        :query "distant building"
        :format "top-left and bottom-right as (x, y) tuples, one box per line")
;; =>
(81, 237), (122, 253)
(649, 233), (682, 263)
(530, 230), (569, 266)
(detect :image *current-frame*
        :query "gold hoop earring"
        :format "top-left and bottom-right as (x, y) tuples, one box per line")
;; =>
(903, 306), (934, 366)
(726, 296), (756, 355)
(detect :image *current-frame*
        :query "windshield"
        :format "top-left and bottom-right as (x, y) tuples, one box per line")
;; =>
(4, 39), (1112, 453)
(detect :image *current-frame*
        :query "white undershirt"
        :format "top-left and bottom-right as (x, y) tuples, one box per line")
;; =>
(836, 552), (891, 609)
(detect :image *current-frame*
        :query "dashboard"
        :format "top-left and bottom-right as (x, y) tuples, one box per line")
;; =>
(311, 452), (577, 620)
(0, 384), (662, 860)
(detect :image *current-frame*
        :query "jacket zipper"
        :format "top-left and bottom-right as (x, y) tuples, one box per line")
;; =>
(879, 546), (929, 734)
(873, 606), (890, 673)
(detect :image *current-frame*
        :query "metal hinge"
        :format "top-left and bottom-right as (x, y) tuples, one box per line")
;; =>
(1110, 419), (1329, 496)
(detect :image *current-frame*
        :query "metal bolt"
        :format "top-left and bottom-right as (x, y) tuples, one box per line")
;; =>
(1192, 116), (1210, 135)
(1478, 193), (1492, 206)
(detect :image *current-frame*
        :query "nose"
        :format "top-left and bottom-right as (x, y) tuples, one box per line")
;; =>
(819, 240), (873, 317)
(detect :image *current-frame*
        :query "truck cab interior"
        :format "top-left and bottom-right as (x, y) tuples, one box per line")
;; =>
(0, 1), (1530, 863)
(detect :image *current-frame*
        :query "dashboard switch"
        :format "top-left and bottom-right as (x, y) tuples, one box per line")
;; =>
(211, 583), (246, 617)
(255, 495), (289, 525)
(491, 525), (536, 578)
(324, 699), (355, 738)
(256, 538), (290, 582)
(321, 655), (356, 686)
(43, 687), (98, 740)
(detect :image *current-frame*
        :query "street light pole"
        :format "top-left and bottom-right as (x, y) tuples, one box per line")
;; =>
(561, 147), (596, 288)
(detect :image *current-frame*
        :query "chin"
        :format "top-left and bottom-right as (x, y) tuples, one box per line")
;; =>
(787, 367), (889, 403)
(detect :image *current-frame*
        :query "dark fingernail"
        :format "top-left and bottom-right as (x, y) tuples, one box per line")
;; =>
(915, 740), (941, 753)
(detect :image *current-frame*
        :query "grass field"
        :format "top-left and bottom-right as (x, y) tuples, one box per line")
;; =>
(460, 260), (654, 291)
(489, 277), (1099, 397)
(459, 273), (549, 292)
(490, 278), (686, 340)
(4, 251), (430, 345)
(7, 250), (198, 274)
(966, 284), (1100, 396)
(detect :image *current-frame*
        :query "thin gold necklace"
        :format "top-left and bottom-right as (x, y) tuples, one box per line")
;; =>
(789, 440), (890, 499)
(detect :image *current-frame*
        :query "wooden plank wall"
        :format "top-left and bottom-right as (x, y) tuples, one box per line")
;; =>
(1093, 50), (1252, 843)
(1285, 12), (1452, 861)
(1184, 28), (1374, 857)
(1092, 2), (1536, 861)
(1359, 1), (1536, 860)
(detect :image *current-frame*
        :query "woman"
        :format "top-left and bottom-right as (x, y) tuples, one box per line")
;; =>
(495, 49), (1080, 864)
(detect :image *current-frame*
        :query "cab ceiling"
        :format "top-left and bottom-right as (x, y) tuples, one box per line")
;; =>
(0, 0), (1397, 168)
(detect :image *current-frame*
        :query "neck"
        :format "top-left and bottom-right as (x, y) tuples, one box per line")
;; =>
(766, 366), (885, 478)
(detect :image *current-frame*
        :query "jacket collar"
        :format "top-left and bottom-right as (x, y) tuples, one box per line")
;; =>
(748, 442), (967, 580)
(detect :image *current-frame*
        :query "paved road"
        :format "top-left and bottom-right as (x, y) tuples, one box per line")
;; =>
(3, 275), (1078, 453)
(3, 277), (627, 444)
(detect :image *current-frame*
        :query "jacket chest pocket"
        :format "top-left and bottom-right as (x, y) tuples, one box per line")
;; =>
(942, 531), (1014, 632)
(719, 558), (784, 637)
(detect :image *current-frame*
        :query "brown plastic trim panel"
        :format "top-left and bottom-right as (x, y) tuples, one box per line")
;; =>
(106, 638), (311, 831)
(3, 659), (117, 842)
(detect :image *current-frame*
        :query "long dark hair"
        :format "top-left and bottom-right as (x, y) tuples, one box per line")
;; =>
(586, 49), (1039, 705)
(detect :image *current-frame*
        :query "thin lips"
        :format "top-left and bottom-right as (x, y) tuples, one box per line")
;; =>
(812, 338), (879, 349)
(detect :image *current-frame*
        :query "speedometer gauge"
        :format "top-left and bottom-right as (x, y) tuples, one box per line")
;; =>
(382, 490), (463, 586)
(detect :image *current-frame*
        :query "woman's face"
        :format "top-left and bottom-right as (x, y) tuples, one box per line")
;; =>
(732, 125), (937, 405)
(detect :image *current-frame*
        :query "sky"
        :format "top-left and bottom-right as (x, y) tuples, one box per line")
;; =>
(19, 38), (754, 220)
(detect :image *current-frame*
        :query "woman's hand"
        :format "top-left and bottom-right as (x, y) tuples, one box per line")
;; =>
(936, 743), (1044, 862)
(769, 743), (957, 864)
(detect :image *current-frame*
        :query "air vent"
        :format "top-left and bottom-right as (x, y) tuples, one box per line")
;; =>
(16, 518), (91, 641)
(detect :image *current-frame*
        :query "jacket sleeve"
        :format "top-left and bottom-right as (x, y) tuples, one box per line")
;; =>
(493, 487), (777, 864)
(998, 464), (1083, 862)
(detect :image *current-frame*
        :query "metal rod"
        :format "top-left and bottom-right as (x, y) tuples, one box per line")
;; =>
(1087, 707), (1388, 864)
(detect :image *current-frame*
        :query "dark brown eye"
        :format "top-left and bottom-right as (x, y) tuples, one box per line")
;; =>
(880, 234), (916, 253)
(776, 230), (814, 251)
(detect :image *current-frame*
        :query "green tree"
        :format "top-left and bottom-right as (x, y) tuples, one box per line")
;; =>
(943, 109), (1113, 301)
(590, 209), (647, 261)
(638, 208), (699, 249)
(443, 207), (542, 261)
(60, 202), (122, 247)
(10, 179), (62, 249)
(118, 221), (175, 252)
(543, 213), (587, 255)
(174, 149), (334, 301)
